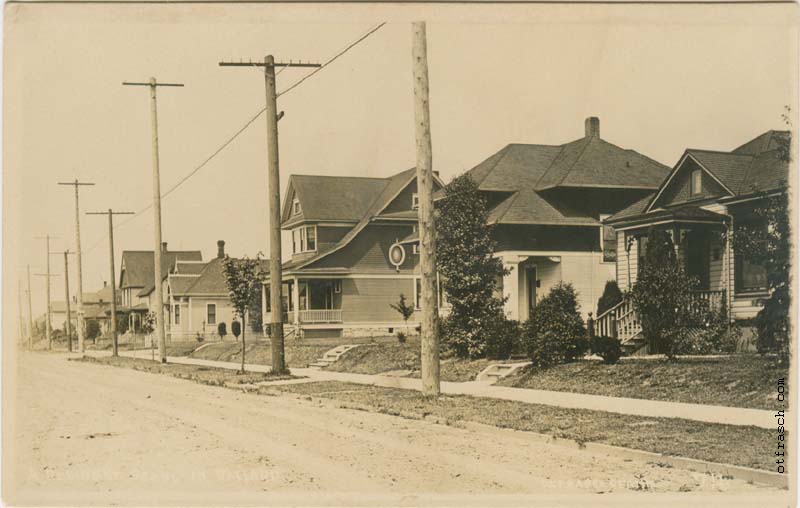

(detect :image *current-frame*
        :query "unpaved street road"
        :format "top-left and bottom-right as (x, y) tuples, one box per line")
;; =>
(5, 352), (782, 506)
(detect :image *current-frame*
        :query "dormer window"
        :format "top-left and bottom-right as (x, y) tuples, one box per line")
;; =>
(690, 169), (702, 196)
(412, 193), (420, 210)
(292, 225), (317, 254)
(292, 198), (302, 215)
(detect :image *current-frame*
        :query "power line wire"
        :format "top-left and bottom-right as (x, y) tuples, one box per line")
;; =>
(85, 21), (386, 254)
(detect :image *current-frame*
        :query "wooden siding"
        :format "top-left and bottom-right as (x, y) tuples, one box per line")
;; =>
(340, 278), (416, 323)
(382, 179), (418, 214)
(616, 230), (638, 290)
(309, 224), (418, 274)
(317, 225), (352, 251)
(654, 158), (728, 209)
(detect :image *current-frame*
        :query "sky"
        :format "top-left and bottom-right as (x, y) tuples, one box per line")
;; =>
(3, 2), (798, 328)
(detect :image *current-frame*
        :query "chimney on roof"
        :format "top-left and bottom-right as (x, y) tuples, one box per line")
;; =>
(217, 240), (225, 259)
(585, 117), (600, 138)
(161, 242), (168, 253)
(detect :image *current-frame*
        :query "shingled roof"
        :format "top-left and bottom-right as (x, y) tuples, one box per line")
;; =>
(170, 255), (270, 297)
(458, 117), (670, 226)
(283, 175), (389, 225)
(120, 247), (202, 294)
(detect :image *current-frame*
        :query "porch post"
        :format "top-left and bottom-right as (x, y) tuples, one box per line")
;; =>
(293, 277), (300, 326)
(261, 282), (268, 336)
(501, 256), (521, 320)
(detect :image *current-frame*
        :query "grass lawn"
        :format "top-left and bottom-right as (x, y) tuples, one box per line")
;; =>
(187, 340), (332, 368)
(271, 380), (779, 471)
(75, 355), (295, 386)
(324, 339), (492, 382)
(499, 355), (788, 410)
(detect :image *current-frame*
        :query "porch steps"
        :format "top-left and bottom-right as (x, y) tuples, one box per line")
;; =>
(308, 344), (361, 369)
(476, 362), (531, 384)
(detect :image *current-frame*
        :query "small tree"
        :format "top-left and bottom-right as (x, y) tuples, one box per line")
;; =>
(630, 228), (697, 359)
(85, 320), (102, 343)
(217, 322), (227, 342)
(223, 254), (265, 374)
(437, 174), (509, 358)
(525, 283), (587, 367)
(116, 315), (129, 336)
(596, 280), (623, 317)
(389, 294), (414, 343)
(231, 321), (241, 340)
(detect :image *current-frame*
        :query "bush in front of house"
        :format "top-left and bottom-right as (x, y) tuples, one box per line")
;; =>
(630, 228), (697, 359)
(674, 304), (741, 355)
(85, 319), (102, 343)
(596, 280), (623, 317)
(524, 282), (588, 368)
(217, 322), (227, 341)
(590, 335), (622, 364)
(483, 315), (521, 360)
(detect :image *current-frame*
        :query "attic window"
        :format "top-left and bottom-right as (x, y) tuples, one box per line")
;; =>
(690, 169), (702, 196)
(292, 198), (302, 215)
(412, 193), (420, 210)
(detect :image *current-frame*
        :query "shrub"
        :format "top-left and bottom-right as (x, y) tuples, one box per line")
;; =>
(675, 305), (741, 355)
(116, 315), (129, 335)
(596, 280), (623, 317)
(390, 294), (414, 338)
(231, 320), (241, 340)
(524, 283), (587, 368)
(396, 331), (407, 344)
(195, 334), (205, 343)
(85, 320), (102, 342)
(590, 335), (622, 364)
(483, 315), (520, 360)
(217, 322), (227, 341)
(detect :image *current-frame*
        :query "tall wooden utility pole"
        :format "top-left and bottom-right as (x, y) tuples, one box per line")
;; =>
(62, 250), (74, 352)
(219, 57), (320, 374)
(26, 264), (34, 350)
(87, 209), (134, 357)
(122, 78), (183, 363)
(34, 235), (60, 351)
(58, 180), (94, 353)
(412, 21), (440, 396)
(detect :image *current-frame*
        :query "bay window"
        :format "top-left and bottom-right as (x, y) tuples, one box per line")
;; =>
(292, 225), (318, 254)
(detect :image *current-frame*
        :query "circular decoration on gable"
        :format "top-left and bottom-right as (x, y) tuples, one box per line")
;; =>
(388, 243), (406, 268)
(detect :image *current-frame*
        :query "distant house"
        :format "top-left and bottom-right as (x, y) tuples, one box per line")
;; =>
(50, 282), (119, 335)
(118, 243), (202, 331)
(264, 168), (444, 338)
(164, 240), (266, 341)
(602, 130), (789, 349)
(449, 117), (671, 321)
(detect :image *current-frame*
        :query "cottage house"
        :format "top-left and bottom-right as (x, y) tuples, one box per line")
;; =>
(602, 130), (790, 350)
(263, 168), (444, 338)
(118, 243), (202, 331)
(50, 282), (120, 335)
(164, 241), (266, 341)
(451, 117), (671, 321)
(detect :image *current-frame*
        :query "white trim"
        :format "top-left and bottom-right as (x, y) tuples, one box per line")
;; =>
(614, 218), (727, 232)
(645, 152), (735, 213)
(411, 192), (420, 210)
(493, 250), (599, 259)
(292, 198), (302, 215)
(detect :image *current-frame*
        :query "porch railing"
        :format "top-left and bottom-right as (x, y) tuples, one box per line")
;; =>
(264, 309), (342, 324)
(594, 299), (642, 343)
(689, 290), (726, 314)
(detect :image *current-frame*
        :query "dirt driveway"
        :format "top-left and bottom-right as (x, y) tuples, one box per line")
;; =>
(4, 352), (784, 506)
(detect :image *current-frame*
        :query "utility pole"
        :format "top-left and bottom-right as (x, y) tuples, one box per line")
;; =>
(412, 22), (440, 396)
(87, 209), (134, 357)
(122, 78), (183, 363)
(58, 180), (94, 353)
(26, 265), (33, 350)
(34, 235), (60, 350)
(62, 250), (75, 352)
(18, 279), (25, 347)
(219, 57), (320, 374)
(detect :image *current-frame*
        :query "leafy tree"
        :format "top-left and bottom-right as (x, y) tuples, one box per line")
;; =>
(231, 320), (241, 339)
(630, 228), (697, 358)
(734, 183), (790, 363)
(525, 282), (587, 367)
(217, 322), (228, 341)
(116, 315), (129, 335)
(223, 254), (267, 374)
(437, 174), (509, 358)
(390, 294), (414, 343)
(596, 280), (623, 317)
(85, 320), (101, 343)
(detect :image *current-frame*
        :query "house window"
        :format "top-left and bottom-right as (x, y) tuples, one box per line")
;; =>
(207, 304), (217, 325)
(292, 198), (301, 215)
(333, 280), (342, 294)
(292, 225), (318, 254)
(174, 304), (180, 325)
(412, 193), (420, 210)
(414, 278), (422, 310)
(413, 276), (449, 310)
(600, 214), (616, 263)
(412, 244), (419, 255)
(690, 169), (702, 196)
(735, 221), (768, 293)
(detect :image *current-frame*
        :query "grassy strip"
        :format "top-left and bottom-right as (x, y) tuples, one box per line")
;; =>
(74, 355), (296, 386)
(187, 340), (331, 368)
(270, 380), (778, 472)
(500, 355), (787, 410)
(324, 340), (492, 382)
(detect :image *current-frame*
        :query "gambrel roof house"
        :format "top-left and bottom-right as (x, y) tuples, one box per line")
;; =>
(449, 117), (671, 321)
(265, 167), (444, 339)
(601, 130), (790, 353)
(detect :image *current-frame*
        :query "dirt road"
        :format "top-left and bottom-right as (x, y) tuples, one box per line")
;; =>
(5, 352), (783, 506)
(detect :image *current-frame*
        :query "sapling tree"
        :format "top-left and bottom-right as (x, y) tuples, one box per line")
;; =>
(217, 322), (227, 342)
(390, 293), (414, 343)
(223, 254), (265, 374)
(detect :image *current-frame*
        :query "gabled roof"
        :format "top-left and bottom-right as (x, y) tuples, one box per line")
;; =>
(171, 257), (270, 297)
(283, 167), (426, 273)
(644, 130), (790, 214)
(282, 175), (388, 225)
(120, 250), (202, 289)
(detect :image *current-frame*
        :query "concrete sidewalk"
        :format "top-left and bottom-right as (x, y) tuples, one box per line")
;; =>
(94, 349), (777, 429)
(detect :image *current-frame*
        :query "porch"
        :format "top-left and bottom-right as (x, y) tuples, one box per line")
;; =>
(265, 309), (344, 324)
(263, 278), (344, 326)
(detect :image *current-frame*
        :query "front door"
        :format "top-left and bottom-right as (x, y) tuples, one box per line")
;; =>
(526, 266), (537, 314)
(685, 230), (710, 290)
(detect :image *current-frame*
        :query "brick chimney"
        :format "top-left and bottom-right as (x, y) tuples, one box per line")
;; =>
(161, 242), (168, 253)
(217, 240), (225, 259)
(585, 117), (600, 138)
